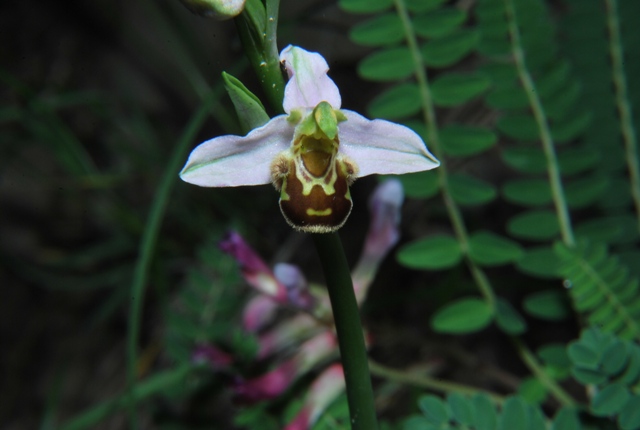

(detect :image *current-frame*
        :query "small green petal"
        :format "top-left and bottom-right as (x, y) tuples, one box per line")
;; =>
(314, 101), (338, 139)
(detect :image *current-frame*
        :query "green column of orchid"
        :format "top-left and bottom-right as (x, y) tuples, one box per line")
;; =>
(234, 1), (379, 428)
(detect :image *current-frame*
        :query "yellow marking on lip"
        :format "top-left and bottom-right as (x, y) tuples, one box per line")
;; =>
(306, 208), (332, 216)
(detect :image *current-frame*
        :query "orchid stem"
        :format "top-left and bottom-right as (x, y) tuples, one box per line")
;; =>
(313, 233), (379, 430)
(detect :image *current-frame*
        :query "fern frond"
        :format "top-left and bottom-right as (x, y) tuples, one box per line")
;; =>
(555, 240), (640, 340)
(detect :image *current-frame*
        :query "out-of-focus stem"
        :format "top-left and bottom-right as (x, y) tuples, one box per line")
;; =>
(393, 0), (495, 308)
(503, 0), (575, 246)
(604, 0), (640, 232)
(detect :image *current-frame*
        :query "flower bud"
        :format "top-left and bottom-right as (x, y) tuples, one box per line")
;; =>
(178, 0), (246, 20)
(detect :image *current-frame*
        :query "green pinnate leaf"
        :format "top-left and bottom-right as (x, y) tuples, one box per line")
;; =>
(358, 47), (414, 81)
(486, 84), (529, 110)
(392, 170), (439, 199)
(413, 8), (467, 39)
(350, 14), (404, 46)
(515, 246), (562, 279)
(619, 395), (640, 430)
(551, 408), (581, 430)
(568, 341), (600, 370)
(497, 114), (539, 141)
(397, 235), (463, 270)
(602, 340), (628, 375)
(406, 0), (447, 13)
(431, 72), (491, 106)
(440, 124), (497, 157)
(591, 383), (629, 417)
(472, 394), (498, 430)
(421, 29), (479, 67)
(518, 377), (548, 404)
(508, 210), (560, 241)
(495, 298), (527, 335)
(418, 395), (450, 424)
(501, 147), (546, 174)
(499, 397), (527, 430)
(502, 179), (552, 207)
(565, 175), (610, 209)
(449, 174), (497, 206)
(550, 110), (592, 143)
(468, 231), (524, 266)
(368, 83), (422, 120)
(538, 343), (571, 370)
(338, 0), (392, 13)
(432, 298), (493, 334)
(523, 290), (570, 321)
(447, 393), (474, 426)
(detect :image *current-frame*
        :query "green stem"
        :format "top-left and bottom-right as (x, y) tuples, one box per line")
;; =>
(62, 364), (196, 430)
(393, 0), (495, 307)
(368, 360), (506, 405)
(235, 0), (285, 113)
(125, 90), (219, 427)
(313, 233), (379, 430)
(604, 0), (640, 232)
(512, 338), (577, 407)
(503, 0), (575, 247)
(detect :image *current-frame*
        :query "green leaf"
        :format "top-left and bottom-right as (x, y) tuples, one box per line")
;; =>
(449, 173), (497, 206)
(538, 344), (571, 369)
(432, 297), (493, 334)
(497, 114), (539, 141)
(358, 47), (414, 81)
(591, 383), (629, 416)
(472, 394), (498, 430)
(479, 63), (518, 84)
(402, 415), (437, 430)
(501, 147), (546, 174)
(486, 84), (529, 110)
(391, 170), (440, 199)
(499, 397), (527, 430)
(447, 393), (474, 426)
(421, 29), (479, 67)
(431, 72), (491, 106)
(405, 0), (447, 13)
(468, 231), (524, 266)
(350, 13), (404, 46)
(602, 340), (628, 375)
(440, 124), (497, 156)
(619, 395), (640, 430)
(418, 395), (450, 424)
(338, 0), (392, 13)
(508, 210), (560, 241)
(368, 83), (422, 120)
(397, 235), (463, 270)
(558, 147), (599, 176)
(222, 72), (270, 133)
(515, 247), (562, 279)
(568, 342), (600, 370)
(502, 179), (552, 206)
(551, 110), (592, 143)
(496, 298), (527, 335)
(518, 377), (547, 404)
(565, 175), (610, 208)
(551, 408), (581, 430)
(413, 8), (467, 39)
(523, 290), (570, 321)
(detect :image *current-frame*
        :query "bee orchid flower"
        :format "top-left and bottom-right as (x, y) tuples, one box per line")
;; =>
(180, 45), (439, 232)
